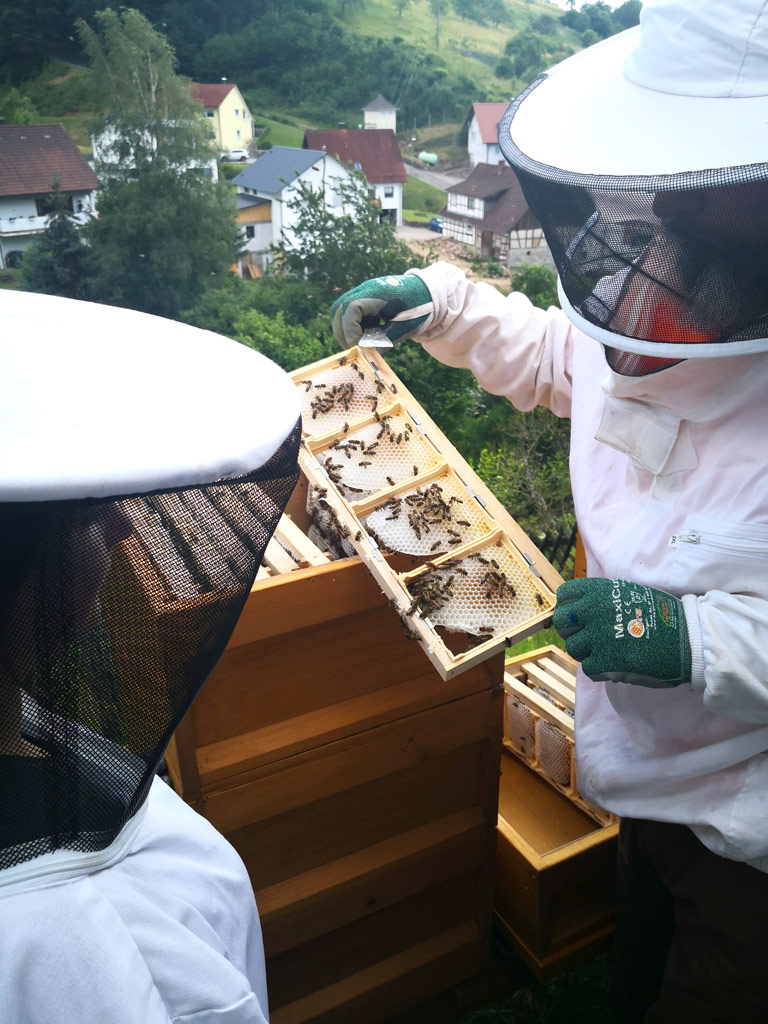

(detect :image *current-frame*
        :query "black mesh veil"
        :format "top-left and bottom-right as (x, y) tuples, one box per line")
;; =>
(499, 78), (768, 364)
(0, 419), (300, 871)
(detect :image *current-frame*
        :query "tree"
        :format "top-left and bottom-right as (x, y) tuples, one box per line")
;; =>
(20, 183), (90, 300)
(1, 87), (38, 125)
(395, 0), (413, 17)
(613, 1), (642, 30)
(505, 32), (547, 80)
(77, 8), (240, 319)
(429, 0), (447, 51)
(508, 263), (559, 310)
(271, 172), (423, 304)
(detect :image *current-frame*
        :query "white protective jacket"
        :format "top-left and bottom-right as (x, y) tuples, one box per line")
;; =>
(414, 261), (768, 871)
(0, 777), (269, 1023)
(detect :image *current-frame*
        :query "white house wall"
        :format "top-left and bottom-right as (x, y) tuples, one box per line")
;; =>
(373, 181), (402, 226)
(0, 193), (95, 269)
(468, 116), (502, 167)
(446, 193), (485, 219)
(364, 111), (396, 132)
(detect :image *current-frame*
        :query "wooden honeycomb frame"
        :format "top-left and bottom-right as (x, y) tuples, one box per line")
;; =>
(503, 646), (616, 826)
(291, 346), (565, 680)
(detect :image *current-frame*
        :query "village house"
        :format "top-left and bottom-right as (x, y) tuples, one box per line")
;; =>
(231, 145), (354, 272)
(303, 129), (407, 227)
(441, 162), (544, 263)
(361, 94), (398, 133)
(0, 124), (98, 270)
(191, 82), (254, 156)
(465, 102), (509, 167)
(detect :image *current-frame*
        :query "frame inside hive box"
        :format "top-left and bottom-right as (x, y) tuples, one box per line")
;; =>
(291, 346), (564, 680)
(503, 646), (616, 826)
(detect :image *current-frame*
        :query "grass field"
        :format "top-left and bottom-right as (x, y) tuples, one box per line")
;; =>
(402, 175), (445, 218)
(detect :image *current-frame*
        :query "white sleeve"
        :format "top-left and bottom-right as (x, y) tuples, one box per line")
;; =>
(683, 592), (768, 724)
(408, 261), (575, 418)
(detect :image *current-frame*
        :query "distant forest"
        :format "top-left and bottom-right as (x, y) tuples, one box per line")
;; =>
(0, 0), (640, 127)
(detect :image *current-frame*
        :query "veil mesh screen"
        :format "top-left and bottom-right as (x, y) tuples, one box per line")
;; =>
(499, 81), (768, 357)
(0, 420), (300, 870)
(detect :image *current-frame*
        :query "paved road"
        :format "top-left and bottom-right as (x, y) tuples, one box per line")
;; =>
(405, 163), (466, 191)
(396, 224), (441, 241)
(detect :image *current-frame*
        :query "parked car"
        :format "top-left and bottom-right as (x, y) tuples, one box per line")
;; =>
(226, 148), (249, 162)
(428, 217), (443, 233)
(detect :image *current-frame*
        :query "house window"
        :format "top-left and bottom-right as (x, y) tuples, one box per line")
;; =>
(467, 197), (475, 210)
(384, 186), (394, 198)
(35, 193), (73, 216)
(205, 110), (214, 118)
(236, 129), (241, 140)
(235, 108), (240, 117)
(245, 225), (255, 239)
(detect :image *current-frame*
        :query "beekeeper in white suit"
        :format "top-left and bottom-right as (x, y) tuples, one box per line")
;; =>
(0, 289), (301, 1022)
(331, 1), (768, 1019)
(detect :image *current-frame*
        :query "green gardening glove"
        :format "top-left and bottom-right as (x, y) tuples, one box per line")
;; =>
(331, 274), (434, 347)
(553, 578), (692, 688)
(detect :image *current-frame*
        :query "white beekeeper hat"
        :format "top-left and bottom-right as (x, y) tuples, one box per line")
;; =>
(1, 289), (300, 501)
(0, 290), (301, 873)
(498, 0), (768, 363)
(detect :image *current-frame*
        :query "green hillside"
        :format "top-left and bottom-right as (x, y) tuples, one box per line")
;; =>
(341, 0), (580, 107)
(1, 1), (637, 141)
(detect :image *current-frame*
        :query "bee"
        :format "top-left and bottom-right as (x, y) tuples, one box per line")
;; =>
(301, 379), (312, 392)
(476, 555), (490, 565)
(386, 476), (395, 487)
(535, 592), (544, 607)
(455, 520), (471, 528)
(354, 530), (362, 541)
(315, 382), (327, 389)
(430, 541), (442, 552)
(490, 558), (500, 569)
(390, 384), (398, 394)
(448, 537), (461, 545)
(413, 466), (419, 476)
(343, 422), (349, 433)
(339, 355), (348, 366)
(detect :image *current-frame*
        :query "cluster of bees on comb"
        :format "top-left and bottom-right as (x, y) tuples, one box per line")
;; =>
(378, 482), (470, 548)
(406, 557), (469, 617)
(473, 553), (516, 601)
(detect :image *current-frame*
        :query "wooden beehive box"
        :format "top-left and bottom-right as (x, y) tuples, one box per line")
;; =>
(164, 468), (505, 1024)
(495, 648), (618, 980)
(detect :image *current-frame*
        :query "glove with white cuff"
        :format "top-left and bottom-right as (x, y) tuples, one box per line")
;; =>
(331, 274), (434, 347)
(553, 577), (692, 688)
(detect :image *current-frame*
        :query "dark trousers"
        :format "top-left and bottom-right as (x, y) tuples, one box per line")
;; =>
(612, 818), (768, 1024)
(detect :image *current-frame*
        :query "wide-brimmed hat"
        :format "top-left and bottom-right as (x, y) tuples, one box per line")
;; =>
(1, 289), (301, 500)
(499, 0), (768, 361)
(0, 290), (301, 873)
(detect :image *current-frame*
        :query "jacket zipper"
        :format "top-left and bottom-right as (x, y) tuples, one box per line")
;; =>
(671, 530), (768, 555)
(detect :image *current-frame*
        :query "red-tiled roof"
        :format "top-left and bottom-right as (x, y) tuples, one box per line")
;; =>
(191, 83), (235, 109)
(303, 129), (407, 185)
(0, 124), (98, 199)
(471, 102), (509, 144)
